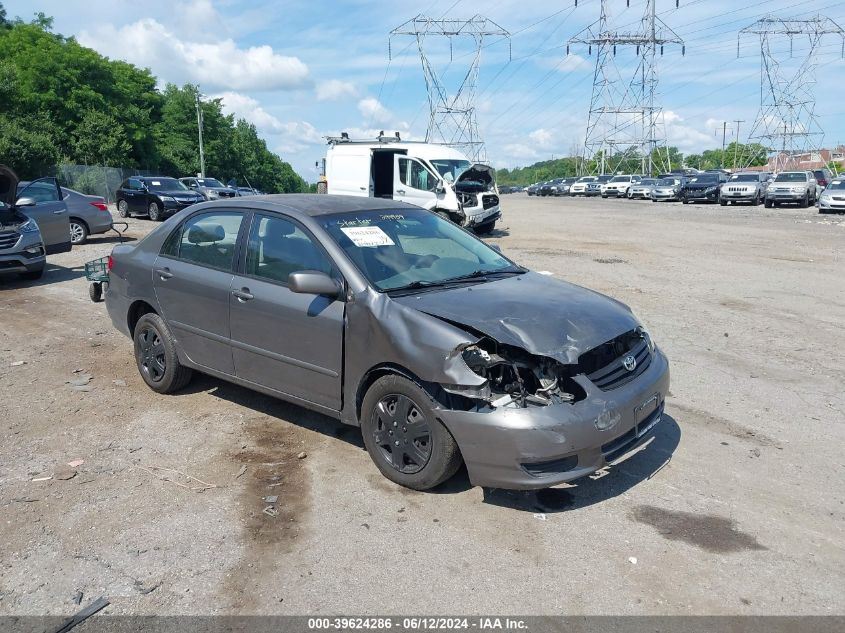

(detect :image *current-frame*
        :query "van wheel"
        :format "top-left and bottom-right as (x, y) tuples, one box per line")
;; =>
(133, 313), (193, 393)
(361, 375), (462, 491)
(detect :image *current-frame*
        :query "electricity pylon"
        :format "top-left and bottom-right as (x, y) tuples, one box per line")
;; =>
(738, 15), (845, 172)
(568, 0), (684, 175)
(390, 15), (511, 163)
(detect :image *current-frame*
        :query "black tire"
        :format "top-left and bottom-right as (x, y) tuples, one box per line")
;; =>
(69, 218), (89, 245)
(473, 221), (495, 235)
(148, 202), (162, 222)
(19, 267), (44, 281)
(682, 198), (689, 205)
(360, 375), (462, 491)
(764, 198), (772, 208)
(720, 199), (727, 206)
(88, 282), (103, 303)
(753, 193), (760, 206)
(117, 199), (129, 218)
(133, 313), (193, 394)
(800, 192), (809, 208)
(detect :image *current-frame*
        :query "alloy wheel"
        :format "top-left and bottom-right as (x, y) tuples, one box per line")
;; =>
(69, 222), (85, 244)
(371, 394), (432, 474)
(138, 326), (166, 382)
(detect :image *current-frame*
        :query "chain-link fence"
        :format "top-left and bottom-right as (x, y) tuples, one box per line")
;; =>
(49, 164), (158, 203)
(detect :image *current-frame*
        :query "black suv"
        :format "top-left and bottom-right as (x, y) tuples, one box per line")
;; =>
(680, 172), (727, 204)
(116, 177), (205, 221)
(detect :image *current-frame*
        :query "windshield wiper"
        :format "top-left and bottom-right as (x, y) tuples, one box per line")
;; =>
(385, 268), (525, 295)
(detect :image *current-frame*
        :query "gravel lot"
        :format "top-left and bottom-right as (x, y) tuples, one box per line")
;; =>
(1, 194), (843, 616)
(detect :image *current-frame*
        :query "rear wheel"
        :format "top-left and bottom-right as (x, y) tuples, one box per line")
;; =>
(69, 218), (89, 245)
(148, 202), (162, 221)
(361, 375), (462, 490)
(117, 200), (129, 218)
(133, 313), (193, 393)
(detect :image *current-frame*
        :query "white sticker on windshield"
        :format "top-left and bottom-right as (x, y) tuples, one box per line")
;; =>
(340, 226), (394, 248)
(151, 181), (161, 186)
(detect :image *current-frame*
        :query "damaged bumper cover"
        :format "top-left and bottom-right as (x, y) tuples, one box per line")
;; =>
(436, 348), (670, 489)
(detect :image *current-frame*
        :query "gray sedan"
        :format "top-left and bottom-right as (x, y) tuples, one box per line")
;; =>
(60, 187), (114, 245)
(105, 195), (669, 491)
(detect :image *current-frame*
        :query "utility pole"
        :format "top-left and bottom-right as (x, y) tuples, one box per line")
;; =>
(195, 92), (206, 178)
(721, 121), (728, 168)
(732, 119), (744, 169)
(568, 0), (684, 176)
(390, 15), (511, 163)
(739, 15), (844, 172)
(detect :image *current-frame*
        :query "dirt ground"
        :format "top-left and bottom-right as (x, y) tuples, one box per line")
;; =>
(1, 194), (843, 616)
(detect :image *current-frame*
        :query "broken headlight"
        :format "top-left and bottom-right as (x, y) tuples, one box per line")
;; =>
(631, 312), (656, 353)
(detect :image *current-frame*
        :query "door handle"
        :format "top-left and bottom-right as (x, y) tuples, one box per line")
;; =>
(155, 267), (173, 280)
(53, 209), (66, 214)
(359, 186), (367, 190)
(232, 288), (254, 302)
(397, 189), (406, 195)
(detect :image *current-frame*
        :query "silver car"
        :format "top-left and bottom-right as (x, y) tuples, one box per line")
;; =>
(1, 166), (71, 280)
(179, 177), (238, 200)
(650, 177), (683, 202)
(719, 173), (769, 206)
(628, 178), (657, 199)
(59, 187), (114, 245)
(105, 196), (669, 491)
(764, 171), (818, 208)
(817, 178), (845, 213)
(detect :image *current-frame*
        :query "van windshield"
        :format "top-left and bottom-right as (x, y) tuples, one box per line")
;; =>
(321, 208), (522, 292)
(430, 159), (472, 181)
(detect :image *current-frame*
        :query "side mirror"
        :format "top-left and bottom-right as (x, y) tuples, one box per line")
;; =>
(435, 183), (446, 194)
(289, 270), (341, 298)
(15, 197), (36, 207)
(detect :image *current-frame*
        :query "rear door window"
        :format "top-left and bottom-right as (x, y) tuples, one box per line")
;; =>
(175, 211), (245, 271)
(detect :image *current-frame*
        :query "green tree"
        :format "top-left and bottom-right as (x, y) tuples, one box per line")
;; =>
(72, 110), (131, 166)
(0, 113), (59, 178)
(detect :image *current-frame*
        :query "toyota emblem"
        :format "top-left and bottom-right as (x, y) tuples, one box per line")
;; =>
(623, 355), (637, 372)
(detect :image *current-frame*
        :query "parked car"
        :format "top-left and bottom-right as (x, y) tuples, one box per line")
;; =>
(812, 168), (833, 189)
(586, 175), (613, 197)
(569, 176), (597, 196)
(719, 173), (769, 206)
(179, 177), (238, 200)
(0, 166), (71, 280)
(650, 177), (683, 202)
(553, 177), (578, 196)
(764, 171), (818, 208)
(59, 187), (114, 245)
(526, 183), (541, 196)
(601, 175), (642, 198)
(680, 172), (727, 204)
(105, 195), (669, 491)
(116, 177), (205, 221)
(539, 178), (566, 197)
(236, 187), (263, 196)
(817, 178), (845, 213)
(627, 178), (657, 199)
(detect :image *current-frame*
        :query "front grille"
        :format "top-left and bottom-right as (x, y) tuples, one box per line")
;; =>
(482, 194), (499, 210)
(726, 186), (751, 192)
(580, 330), (652, 391)
(0, 231), (20, 250)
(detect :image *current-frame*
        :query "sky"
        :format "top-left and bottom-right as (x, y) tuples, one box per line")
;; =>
(5, 0), (845, 181)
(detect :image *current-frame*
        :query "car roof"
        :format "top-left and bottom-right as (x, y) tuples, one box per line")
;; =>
(207, 194), (424, 217)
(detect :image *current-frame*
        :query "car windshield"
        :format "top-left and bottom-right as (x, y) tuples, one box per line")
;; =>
(198, 178), (226, 188)
(825, 180), (845, 190)
(429, 159), (472, 181)
(609, 176), (629, 183)
(320, 209), (522, 292)
(774, 173), (807, 182)
(577, 177), (596, 182)
(638, 179), (656, 186)
(146, 178), (188, 192)
(656, 178), (677, 186)
(729, 174), (759, 182)
(687, 174), (718, 183)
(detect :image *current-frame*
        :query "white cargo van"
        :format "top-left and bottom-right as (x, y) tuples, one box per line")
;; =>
(324, 134), (500, 234)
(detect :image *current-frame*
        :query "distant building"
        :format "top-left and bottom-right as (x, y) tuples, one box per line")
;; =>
(751, 147), (845, 172)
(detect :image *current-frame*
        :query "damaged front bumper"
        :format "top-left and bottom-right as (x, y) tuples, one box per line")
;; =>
(437, 348), (670, 489)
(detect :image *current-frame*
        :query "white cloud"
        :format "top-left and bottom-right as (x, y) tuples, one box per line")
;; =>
(79, 18), (310, 91)
(317, 79), (358, 101)
(357, 97), (393, 127)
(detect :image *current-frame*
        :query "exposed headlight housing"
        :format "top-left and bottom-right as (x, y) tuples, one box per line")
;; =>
(19, 218), (40, 234)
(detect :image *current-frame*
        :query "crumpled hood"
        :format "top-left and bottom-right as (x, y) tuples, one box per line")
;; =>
(455, 164), (495, 192)
(392, 272), (639, 364)
(0, 165), (20, 207)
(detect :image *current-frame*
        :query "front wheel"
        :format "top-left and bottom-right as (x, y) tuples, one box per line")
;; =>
(117, 199), (129, 218)
(133, 313), (193, 393)
(720, 199), (727, 206)
(148, 202), (163, 221)
(473, 221), (495, 235)
(360, 375), (462, 490)
(800, 192), (809, 208)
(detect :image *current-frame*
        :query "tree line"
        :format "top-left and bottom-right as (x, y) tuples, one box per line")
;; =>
(0, 5), (307, 193)
(495, 143), (772, 187)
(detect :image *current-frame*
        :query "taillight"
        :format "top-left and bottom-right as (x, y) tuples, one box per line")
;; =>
(107, 255), (113, 271)
(90, 202), (109, 212)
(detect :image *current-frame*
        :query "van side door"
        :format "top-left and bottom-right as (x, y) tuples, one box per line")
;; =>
(16, 178), (71, 254)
